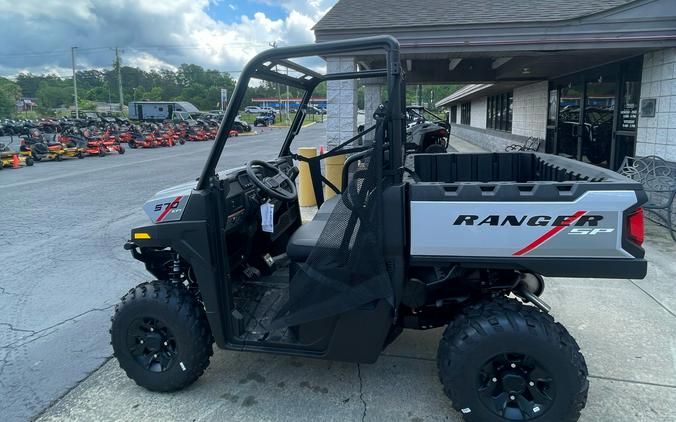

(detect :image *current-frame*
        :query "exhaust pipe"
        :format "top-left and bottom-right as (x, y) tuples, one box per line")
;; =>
(516, 272), (550, 313)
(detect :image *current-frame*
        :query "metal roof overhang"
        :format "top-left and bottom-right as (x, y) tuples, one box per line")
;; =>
(315, 0), (676, 84)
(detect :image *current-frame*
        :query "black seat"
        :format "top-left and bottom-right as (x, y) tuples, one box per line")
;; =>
(286, 195), (341, 262)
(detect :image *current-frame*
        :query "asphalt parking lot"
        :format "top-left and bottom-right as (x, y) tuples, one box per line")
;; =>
(0, 124), (322, 422)
(3, 129), (676, 421)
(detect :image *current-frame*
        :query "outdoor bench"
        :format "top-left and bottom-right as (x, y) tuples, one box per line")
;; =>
(618, 155), (676, 241)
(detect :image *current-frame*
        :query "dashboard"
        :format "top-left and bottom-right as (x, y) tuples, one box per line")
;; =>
(221, 159), (298, 235)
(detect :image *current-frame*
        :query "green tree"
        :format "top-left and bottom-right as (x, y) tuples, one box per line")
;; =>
(133, 85), (146, 101)
(0, 77), (21, 118)
(147, 86), (164, 101)
(78, 98), (97, 110)
(15, 73), (43, 97)
(36, 81), (71, 110)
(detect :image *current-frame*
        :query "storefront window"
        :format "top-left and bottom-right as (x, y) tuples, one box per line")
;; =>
(460, 102), (471, 125)
(551, 56), (642, 170)
(486, 92), (512, 132)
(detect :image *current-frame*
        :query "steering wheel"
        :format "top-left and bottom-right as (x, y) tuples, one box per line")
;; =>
(246, 160), (297, 201)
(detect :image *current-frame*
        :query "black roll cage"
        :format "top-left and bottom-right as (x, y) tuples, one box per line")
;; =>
(197, 35), (404, 191)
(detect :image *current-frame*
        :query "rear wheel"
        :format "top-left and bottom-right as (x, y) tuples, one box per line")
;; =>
(25, 157), (34, 166)
(437, 298), (588, 422)
(424, 142), (446, 153)
(110, 281), (214, 392)
(118, 146), (125, 154)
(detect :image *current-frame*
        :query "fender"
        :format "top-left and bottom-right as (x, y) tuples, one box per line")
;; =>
(128, 221), (229, 348)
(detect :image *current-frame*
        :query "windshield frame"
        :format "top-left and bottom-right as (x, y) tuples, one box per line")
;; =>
(196, 35), (402, 191)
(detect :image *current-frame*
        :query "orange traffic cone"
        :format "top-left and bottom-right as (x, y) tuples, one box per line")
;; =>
(12, 154), (20, 168)
(319, 145), (325, 155)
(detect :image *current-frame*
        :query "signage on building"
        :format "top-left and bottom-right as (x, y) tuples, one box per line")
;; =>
(619, 104), (637, 130)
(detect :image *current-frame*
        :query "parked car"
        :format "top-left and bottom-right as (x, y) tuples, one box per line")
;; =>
(244, 106), (263, 114)
(260, 107), (279, 114)
(306, 105), (325, 115)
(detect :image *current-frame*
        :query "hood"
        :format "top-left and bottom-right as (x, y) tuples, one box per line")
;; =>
(143, 166), (246, 223)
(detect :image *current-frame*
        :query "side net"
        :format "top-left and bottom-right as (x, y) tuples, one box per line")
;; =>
(270, 122), (392, 329)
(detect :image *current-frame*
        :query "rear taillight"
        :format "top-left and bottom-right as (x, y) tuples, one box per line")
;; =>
(627, 208), (644, 246)
(439, 128), (448, 137)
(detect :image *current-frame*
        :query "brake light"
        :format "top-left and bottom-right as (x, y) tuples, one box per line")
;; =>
(438, 128), (448, 137)
(627, 208), (644, 245)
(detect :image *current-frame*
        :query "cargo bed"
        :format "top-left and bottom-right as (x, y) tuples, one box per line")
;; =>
(409, 152), (647, 278)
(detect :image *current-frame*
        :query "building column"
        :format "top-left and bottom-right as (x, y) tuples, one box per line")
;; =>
(363, 78), (384, 145)
(636, 48), (676, 161)
(326, 56), (357, 147)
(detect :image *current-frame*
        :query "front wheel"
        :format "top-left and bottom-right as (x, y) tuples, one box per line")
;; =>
(110, 281), (213, 392)
(438, 298), (588, 422)
(110, 281), (213, 391)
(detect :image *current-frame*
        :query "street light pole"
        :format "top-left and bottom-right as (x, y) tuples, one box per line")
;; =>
(71, 46), (79, 119)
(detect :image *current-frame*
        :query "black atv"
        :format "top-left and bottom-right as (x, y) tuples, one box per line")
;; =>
(253, 111), (276, 127)
(110, 36), (649, 422)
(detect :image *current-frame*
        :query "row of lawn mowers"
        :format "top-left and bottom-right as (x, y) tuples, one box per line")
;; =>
(0, 117), (232, 171)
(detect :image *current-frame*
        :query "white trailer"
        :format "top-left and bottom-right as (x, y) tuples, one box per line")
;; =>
(128, 101), (199, 121)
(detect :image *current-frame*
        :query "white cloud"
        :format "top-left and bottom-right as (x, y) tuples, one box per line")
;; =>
(0, 0), (337, 77)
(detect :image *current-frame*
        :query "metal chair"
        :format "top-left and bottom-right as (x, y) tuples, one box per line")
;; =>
(505, 137), (542, 152)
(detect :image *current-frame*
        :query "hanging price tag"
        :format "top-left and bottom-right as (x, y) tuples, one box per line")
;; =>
(260, 202), (274, 233)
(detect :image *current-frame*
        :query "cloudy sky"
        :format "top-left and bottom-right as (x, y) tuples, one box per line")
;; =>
(0, 0), (337, 77)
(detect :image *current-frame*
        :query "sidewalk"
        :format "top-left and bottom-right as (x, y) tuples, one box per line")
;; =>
(36, 222), (676, 421)
(448, 133), (487, 153)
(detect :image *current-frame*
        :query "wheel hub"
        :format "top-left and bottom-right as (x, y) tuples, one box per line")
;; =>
(143, 332), (163, 351)
(501, 373), (527, 394)
(477, 353), (555, 420)
(127, 317), (177, 372)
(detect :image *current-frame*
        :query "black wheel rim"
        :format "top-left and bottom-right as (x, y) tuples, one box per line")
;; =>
(126, 317), (178, 373)
(477, 353), (555, 420)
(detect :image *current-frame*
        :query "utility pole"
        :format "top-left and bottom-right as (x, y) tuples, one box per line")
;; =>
(115, 47), (124, 114)
(269, 41), (284, 123)
(71, 47), (79, 119)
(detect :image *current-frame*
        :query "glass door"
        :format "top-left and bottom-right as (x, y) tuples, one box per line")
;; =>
(581, 80), (616, 167)
(556, 82), (583, 160)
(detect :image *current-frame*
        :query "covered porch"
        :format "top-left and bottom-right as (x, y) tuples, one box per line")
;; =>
(314, 0), (676, 169)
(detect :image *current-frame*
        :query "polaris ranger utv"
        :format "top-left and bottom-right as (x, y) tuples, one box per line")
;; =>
(111, 36), (648, 422)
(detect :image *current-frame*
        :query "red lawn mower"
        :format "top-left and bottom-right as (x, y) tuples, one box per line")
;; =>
(127, 126), (159, 149)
